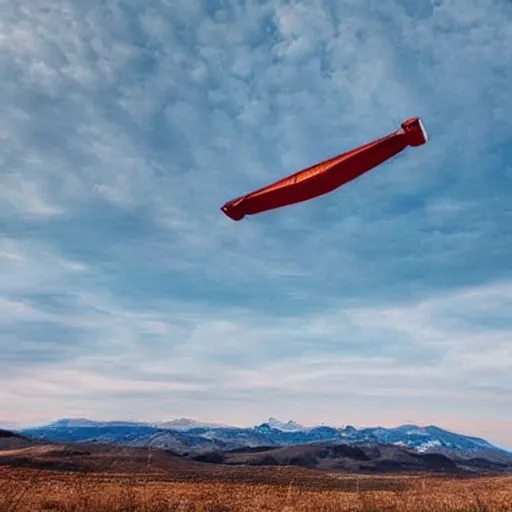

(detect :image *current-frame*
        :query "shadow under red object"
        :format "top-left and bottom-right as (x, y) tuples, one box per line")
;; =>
(220, 117), (428, 221)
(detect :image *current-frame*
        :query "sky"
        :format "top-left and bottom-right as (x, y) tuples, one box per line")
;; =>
(0, 0), (511, 449)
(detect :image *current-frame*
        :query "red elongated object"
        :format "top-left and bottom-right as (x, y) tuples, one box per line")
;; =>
(220, 117), (428, 221)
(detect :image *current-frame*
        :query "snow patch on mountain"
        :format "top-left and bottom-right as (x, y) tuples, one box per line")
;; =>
(416, 440), (443, 453)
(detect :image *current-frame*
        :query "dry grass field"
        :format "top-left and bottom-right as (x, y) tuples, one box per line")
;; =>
(1, 466), (511, 512)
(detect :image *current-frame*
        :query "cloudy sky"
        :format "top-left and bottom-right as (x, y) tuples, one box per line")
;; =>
(1, 0), (511, 449)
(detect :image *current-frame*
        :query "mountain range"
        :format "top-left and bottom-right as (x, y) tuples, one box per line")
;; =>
(17, 417), (512, 464)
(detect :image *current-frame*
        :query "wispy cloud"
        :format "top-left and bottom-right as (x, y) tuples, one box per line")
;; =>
(0, 0), (511, 448)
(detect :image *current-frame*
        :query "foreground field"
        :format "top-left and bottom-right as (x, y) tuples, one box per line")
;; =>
(1, 467), (511, 512)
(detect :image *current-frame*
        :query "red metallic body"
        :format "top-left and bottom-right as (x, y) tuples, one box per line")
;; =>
(221, 117), (428, 221)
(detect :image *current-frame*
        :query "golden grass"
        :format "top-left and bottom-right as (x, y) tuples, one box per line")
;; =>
(0, 468), (511, 512)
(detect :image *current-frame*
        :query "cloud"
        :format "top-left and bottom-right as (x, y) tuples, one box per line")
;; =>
(0, 0), (511, 448)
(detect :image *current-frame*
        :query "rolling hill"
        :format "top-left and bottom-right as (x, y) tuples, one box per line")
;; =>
(0, 430), (36, 451)
(192, 443), (512, 474)
(1, 436), (511, 478)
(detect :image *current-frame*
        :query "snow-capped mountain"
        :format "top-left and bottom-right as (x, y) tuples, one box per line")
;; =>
(19, 417), (512, 462)
(348, 424), (506, 458)
(266, 418), (306, 432)
(154, 418), (229, 430)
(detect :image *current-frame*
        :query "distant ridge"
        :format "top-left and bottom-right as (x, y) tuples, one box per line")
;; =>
(18, 417), (512, 463)
(1, 428), (511, 477)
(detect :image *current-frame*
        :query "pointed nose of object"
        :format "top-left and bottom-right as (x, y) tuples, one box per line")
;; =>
(220, 203), (245, 221)
(401, 117), (428, 147)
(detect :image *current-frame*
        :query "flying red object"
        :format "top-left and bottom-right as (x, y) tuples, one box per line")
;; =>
(220, 117), (428, 221)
